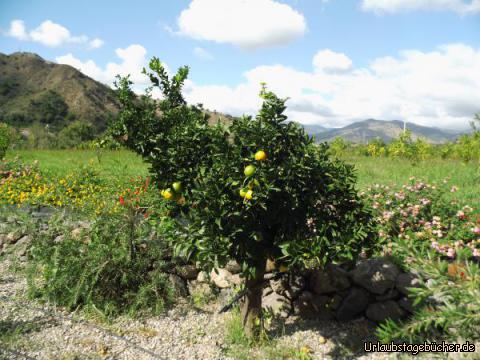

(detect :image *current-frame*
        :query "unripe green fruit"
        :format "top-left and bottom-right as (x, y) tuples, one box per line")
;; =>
(244, 165), (256, 177)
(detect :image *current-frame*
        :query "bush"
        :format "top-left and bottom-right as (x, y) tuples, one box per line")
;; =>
(27, 210), (177, 317)
(363, 179), (480, 343)
(112, 57), (376, 337)
(57, 120), (96, 149)
(0, 122), (15, 159)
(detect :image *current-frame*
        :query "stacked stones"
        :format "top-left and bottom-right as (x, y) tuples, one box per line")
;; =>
(185, 258), (421, 324)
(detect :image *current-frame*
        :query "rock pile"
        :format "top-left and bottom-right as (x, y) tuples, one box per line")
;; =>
(179, 258), (421, 324)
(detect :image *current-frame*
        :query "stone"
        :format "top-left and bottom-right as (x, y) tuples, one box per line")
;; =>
(375, 289), (400, 302)
(71, 228), (83, 239)
(230, 274), (242, 286)
(262, 291), (292, 318)
(196, 271), (208, 283)
(309, 264), (350, 295)
(271, 274), (306, 300)
(329, 294), (343, 310)
(265, 259), (276, 273)
(293, 291), (334, 320)
(397, 297), (417, 314)
(225, 260), (241, 274)
(396, 273), (421, 296)
(336, 287), (370, 321)
(366, 300), (406, 323)
(176, 264), (199, 280)
(15, 235), (32, 257)
(6, 232), (20, 244)
(210, 268), (234, 289)
(54, 235), (65, 244)
(169, 274), (188, 297)
(351, 258), (400, 295)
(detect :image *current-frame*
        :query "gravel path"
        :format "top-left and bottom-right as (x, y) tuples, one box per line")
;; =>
(0, 248), (449, 360)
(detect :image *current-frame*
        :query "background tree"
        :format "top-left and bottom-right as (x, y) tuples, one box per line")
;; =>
(112, 58), (376, 337)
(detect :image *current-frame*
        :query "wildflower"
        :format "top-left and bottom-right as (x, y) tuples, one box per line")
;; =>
(456, 210), (466, 220)
(472, 227), (480, 236)
(119, 196), (125, 206)
(450, 186), (458, 193)
(445, 248), (455, 258)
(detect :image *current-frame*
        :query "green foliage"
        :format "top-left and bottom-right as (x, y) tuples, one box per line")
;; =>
(364, 178), (480, 343)
(328, 137), (350, 158)
(112, 58), (376, 281)
(365, 137), (387, 157)
(377, 251), (480, 343)
(0, 122), (16, 159)
(27, 210), (176, 317)
(28, 90), (70, 130)
(57, 121), (95, 149)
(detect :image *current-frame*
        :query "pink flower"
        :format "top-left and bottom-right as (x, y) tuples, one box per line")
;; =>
(473, 249), (480, 257)
(472, 227), (480, 235)
(457, 210), (466, 220)
(446, 248), (456, 258)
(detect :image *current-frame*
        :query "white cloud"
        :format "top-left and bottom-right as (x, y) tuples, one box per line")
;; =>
(56, 44), (150, 87)
(88, 38), (104, 49)
(6, 20), (29, 40)
(193, 47), (214, 60)
(177, 0), (306, 49)
(4, 19), (104, 48)
(184, 45), (480, 130)
(361, 0), (480, 15)
(313, 49), (353, 74)
(56, 43), (479, 131)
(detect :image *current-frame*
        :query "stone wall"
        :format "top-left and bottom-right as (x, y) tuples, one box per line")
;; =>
(187, 258), (421, 323)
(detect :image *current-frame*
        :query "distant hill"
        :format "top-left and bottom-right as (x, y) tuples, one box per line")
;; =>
(300, 123), (329, 135)
(0, 52), (120, 132)
(313, 119), (463, 144)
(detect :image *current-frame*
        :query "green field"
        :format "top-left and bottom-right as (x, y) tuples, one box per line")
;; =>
(6, 149), (479, 203)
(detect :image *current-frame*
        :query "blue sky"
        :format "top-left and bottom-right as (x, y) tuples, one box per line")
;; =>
(1, 0), (479, 129)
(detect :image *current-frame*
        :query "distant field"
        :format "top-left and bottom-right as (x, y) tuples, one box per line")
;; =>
(6, 149), (149, 182)
(345, 156), (480, 204)
(6, 150), (479, 203)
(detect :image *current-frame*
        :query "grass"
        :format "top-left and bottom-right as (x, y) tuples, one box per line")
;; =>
(5, 149), (149, 182)
(344, 156), (480, 204)
(6, 150), (479, 204)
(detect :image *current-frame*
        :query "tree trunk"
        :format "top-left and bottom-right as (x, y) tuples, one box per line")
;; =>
(240, 257), (266, 338)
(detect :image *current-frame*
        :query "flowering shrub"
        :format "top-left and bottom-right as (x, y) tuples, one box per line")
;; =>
(364, 177), (480, 343)
(0, 158), (113, 214)
(363, 177), (479, 262)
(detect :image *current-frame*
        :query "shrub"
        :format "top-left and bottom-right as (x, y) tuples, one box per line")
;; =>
(57, 120), (95, 149)
(112, 57), (376, 337)
(0, 122), (15, 159)
(363, 179), (480, 343)
(27, 210), (176, 317)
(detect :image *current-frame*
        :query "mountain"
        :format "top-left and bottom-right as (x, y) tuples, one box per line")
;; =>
(314, 119), (463, 144)
(300, 123), (330, 136)
(0, 52), (120, 132)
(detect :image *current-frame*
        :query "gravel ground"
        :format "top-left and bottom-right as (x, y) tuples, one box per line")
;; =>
(1, 248), (476, 360)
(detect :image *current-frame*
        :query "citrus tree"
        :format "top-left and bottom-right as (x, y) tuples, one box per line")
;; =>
(112, 57), (376, 337)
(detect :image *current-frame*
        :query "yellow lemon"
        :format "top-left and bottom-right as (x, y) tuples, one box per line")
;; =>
(239, 188), (248, 198)
(255, 150), (267, 161)
(244, 189), (253, 200)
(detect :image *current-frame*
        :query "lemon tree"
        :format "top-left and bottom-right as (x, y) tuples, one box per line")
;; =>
(112, 58), (375, 338)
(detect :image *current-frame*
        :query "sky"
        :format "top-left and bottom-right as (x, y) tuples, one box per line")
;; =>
(1, 0), (479, 130)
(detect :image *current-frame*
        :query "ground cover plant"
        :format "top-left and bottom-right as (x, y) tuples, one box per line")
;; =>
(111, 57), (376, 337)
(362, 178), (480, 343)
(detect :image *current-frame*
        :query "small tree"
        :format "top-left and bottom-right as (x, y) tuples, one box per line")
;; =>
(112, 58), (375, 337)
